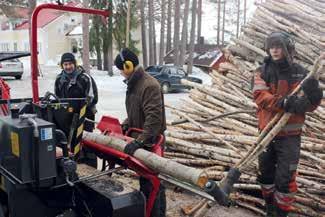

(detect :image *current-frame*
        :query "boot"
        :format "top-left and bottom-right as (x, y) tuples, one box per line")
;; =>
(265, 202), (276, 217)
(276, 206), (289, 217)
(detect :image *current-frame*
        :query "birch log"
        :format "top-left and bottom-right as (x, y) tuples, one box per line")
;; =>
(82, 131), (209, 188)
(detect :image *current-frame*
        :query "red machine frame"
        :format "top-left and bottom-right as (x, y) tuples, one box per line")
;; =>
(29, 3), (162, 217)
(83, 116), (164, 217)
(31, 3), (109, 103)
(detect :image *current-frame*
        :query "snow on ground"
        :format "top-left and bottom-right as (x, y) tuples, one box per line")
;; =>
(6, 65), (211, 123)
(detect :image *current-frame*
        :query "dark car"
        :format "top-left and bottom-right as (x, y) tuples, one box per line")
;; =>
(145, 65), (202, 93)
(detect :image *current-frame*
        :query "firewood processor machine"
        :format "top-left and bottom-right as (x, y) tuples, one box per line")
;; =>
(0, 2), (238, 217)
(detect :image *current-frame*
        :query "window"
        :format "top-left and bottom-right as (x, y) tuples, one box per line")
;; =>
(177, 69), (186, 76)
(169, 68), (177, 75)
(38, 42), (42, 53)
(13, 42), (18, 51)
(0, 43), (10, 51)
(24, 42), (30, 51)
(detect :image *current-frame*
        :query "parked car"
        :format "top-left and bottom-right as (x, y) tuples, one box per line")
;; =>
(0, 58), (24, 80)
(145, 65), (202, 93)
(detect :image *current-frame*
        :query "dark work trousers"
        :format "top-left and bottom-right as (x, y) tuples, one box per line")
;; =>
(79, 110), (97, 168)
(257, 135), (301, 212)
(140, 138), (166, 217)
(140, 177), (166, 217)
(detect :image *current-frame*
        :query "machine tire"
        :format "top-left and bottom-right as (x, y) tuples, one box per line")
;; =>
(15, 75), (22, 80)
(161, 82), (170, 94)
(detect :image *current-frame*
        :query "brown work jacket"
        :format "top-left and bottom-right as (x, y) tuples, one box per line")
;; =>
(125, 66), (166, 145)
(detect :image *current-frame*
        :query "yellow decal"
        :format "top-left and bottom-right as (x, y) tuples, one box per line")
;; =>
(77, 124), (84, 137)
(11, 132), (19, 157)
(74, 143), (81, 155)
(79, 105), (86, 118)
(0, 176), (5, 191)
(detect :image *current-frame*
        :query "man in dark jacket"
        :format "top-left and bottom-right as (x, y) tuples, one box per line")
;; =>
(114, 48), (166, 217)
(253, 32), (323, 217)
(55, 52), (98, 168)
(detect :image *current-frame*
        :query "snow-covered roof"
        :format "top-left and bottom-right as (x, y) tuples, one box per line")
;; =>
(164, 44), (223, 68)
(66, 25), (82, 36)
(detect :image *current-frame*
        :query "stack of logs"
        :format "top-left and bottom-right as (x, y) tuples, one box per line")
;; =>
(165, 0), (325, 216)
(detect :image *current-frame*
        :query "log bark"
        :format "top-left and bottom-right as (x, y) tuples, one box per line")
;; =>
(83, 132), (209, 188)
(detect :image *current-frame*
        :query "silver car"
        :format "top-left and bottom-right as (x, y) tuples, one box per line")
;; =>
(0, 58), (24, 80)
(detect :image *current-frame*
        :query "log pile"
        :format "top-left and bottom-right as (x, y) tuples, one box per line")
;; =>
(165, 0), (325, 216)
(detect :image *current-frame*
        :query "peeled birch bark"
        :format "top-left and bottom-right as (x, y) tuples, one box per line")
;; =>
(82, 132), (209, 188)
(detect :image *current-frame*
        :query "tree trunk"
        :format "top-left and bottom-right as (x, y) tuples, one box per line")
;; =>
(107, 0), (113, 76)
(180, 0), (190, 67)
(126, 0), (132, 47)
(173, 0), (181, 66)
(153, 18), (157, 65)
(159, 0), (167, 65)
(217, 0), (221, 45)
(187, 0), (197, 74)
(197, 0), (202, 44)
(103, 28), (109, 71)
(94, 20), (102, 70)
(82, 0), (90, 73)
(83, 131), (209, 188)
(236, 0), (240, 38)
(148, 0), (155, 65)
(28, 0), (36, 55)
(166, 0), (173, 53)
(140, 0), (148, 68)
(222, 0), (226, 45)
(244, 0), (247, 24)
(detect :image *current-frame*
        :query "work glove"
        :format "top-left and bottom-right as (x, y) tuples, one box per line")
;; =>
(280, 95), (297, 113)
(282, 94), (311, 114)
(292, 95), (312, 114)
(124, 140), (145, 156)
(301, 77), (323, 105)
(121, 123), (129, 135)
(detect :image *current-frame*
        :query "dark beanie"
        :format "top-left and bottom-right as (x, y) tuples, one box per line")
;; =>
(114, 48), (139, 70)
(61, 52), (76, 65)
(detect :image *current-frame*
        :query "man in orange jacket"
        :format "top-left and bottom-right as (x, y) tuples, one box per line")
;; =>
(253, 32), (323, 217)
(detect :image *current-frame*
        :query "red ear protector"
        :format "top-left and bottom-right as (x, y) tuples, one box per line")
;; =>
(119, 49), (134, 75)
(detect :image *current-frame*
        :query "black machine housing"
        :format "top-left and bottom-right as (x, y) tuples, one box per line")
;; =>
(0, 98), (145, 217)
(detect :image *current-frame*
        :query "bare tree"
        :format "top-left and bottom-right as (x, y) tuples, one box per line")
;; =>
(244, 0), (247, 24)
(153, 19), (157, 65)
(166, 0), (173, 53)
(187, 0), (197, 74)
(126, 0), (132, 47)
(173, 0), (181, 66)
(197, 0), (202, 44)
(179, 0), (190, 67)
(82, 0), (90, 73)
(236, 0), (240, 38)
(28, 0), (36, 48)
(107, 0), (113, 76)
(217, 0), (221, 45)
(166, 0), (173, 52)
(140, 0), (148, 67)
(148, 0), (155, 65)
(222, 0), (226, 45)
(159, 0), (166, 65)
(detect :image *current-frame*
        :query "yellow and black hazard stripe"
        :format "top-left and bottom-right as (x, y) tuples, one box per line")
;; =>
(70, 103), (87, 158)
